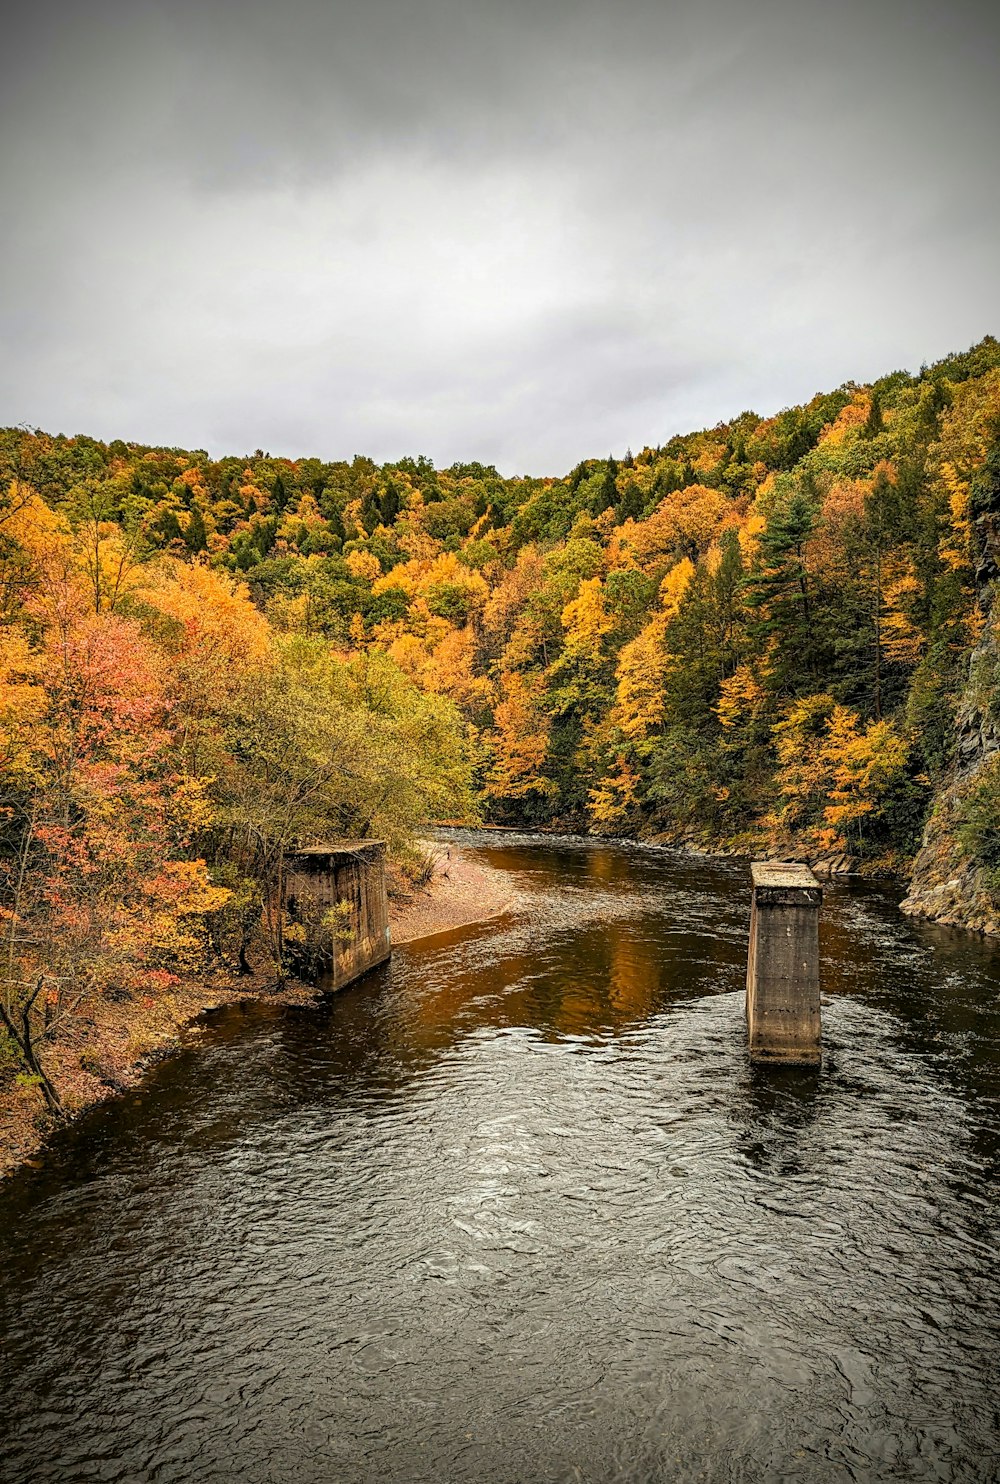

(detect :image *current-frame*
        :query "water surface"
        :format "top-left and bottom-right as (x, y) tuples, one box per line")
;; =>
(2, 835), (999, 1483)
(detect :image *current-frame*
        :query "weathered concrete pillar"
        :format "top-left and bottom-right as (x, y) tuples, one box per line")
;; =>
(283, 840), (391, 989)
(746, 861), (822, 1064)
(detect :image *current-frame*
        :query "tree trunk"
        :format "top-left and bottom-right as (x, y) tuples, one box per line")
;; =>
(0, 980), (64, 1116)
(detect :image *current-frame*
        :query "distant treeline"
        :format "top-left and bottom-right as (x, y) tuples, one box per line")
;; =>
(3, 335), (1000, 1095)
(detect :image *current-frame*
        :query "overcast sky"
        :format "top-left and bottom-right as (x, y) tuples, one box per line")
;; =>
(2, 0), (998, 473)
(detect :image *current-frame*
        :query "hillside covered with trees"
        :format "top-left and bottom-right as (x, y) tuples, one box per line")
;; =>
(3, 335), (1000, 1112)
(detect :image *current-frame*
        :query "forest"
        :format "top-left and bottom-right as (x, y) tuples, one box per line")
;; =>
(2, 335), (1000, 1107)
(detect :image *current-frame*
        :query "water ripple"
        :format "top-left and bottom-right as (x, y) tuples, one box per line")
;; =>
(1, 837), (999, 1482)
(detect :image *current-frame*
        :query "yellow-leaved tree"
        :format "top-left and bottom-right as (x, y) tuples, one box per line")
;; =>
(770, 693), (910, 853)
(560, 577), (613, 663)
(484, 670), (556, 810)
(607, 558), (693, 742)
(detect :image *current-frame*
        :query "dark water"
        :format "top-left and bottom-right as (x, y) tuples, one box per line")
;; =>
(2, 836), (1000, 1484)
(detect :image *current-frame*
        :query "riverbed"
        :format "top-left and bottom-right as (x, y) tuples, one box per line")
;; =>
(1, 834), (998, 1483)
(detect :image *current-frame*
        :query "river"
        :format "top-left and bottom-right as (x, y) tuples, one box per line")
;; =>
(1, 835), (999, 1483)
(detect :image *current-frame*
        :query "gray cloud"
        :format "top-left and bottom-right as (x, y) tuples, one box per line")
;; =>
(1, 0), (997, 472)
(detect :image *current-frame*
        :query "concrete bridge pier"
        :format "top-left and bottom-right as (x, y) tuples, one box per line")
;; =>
(746, 861), (822, 1064)
(282, 840), (391, 989)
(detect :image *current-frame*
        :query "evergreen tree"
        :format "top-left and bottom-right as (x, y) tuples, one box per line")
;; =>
(591, 456), (619, 515)
(970, 419), (1000, 592)
(615, 479), (644, 523)
(969, 418), (1000, 520)
(380, 480), (401, 525)
(745, 485), (820, 676)
(863, 389), (884, 439)
(360, 490), (381, 535)
(184, 506), (208, 553)
(155, 507), (183, 544)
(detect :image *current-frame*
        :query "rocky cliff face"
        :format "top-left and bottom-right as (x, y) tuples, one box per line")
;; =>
(901, 476), (1000, 934)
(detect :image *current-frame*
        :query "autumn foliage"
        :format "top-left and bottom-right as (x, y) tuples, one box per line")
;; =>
(0, 482), (473, 1102)
(3, 334), (1000, 1097)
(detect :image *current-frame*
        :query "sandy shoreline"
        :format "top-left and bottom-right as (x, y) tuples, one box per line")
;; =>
(0, 842), (515, 1180)
(389, 841), (517, 945)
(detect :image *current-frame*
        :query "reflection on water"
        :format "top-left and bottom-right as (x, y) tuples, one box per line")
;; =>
(1, 833), (999, 1483)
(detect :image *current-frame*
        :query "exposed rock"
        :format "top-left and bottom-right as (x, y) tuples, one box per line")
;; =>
(900, 751), (999, 932)
(808, 853), (858, 878)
